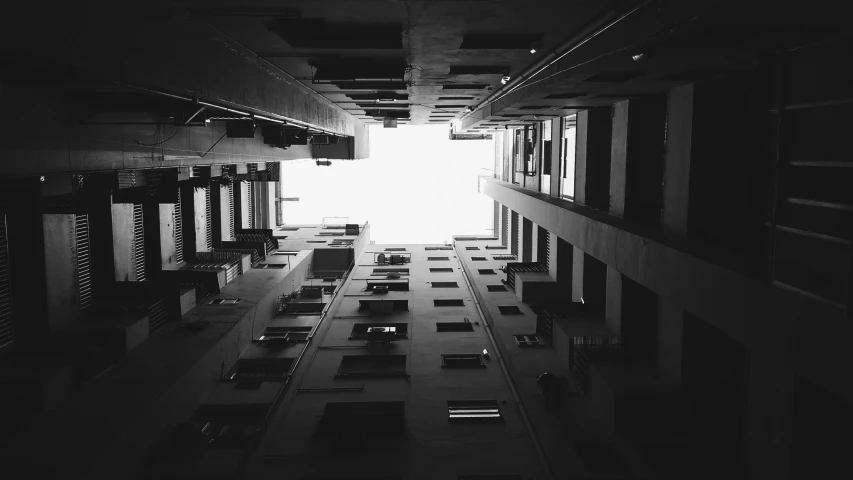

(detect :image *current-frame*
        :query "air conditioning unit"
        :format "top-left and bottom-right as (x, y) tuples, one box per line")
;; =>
(373, 285), (389, 294)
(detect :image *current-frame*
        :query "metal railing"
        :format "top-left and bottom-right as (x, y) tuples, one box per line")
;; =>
(571, 335), (621, 394)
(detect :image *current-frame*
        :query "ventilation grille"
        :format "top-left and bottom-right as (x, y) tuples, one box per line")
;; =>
(204, 186), (212, 250)
(0, 214), (14, 349)
(245, 181), (254, 230)
(147, 297), (171, 334)
(227, 183), (235, 241)
(132, 204), (146, 281)
(75, 214), (93, 310)
(174, 189), (184, 264)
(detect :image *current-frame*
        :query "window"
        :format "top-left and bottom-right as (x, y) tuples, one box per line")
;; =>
(279, 302), (326, 315)
(350, 323), (408, 340)
(358, 299), (409, 312)
(498, 305), (523, 315)
(466, 247), (480, 251)
(330, 239), (354, 246)
(514, 334), (546, 347)
(441, 354), (486, 368)
(277, 227), (300, 231)
(260, 326), (312, 345)
(434, 299), (465, 307)
(257, 263), (286, 269)
(384, 247), (407, 252)
(492, 254), (516, 260)
(431, 282), (459, 288)
(366, 279), (409, 291)
(472, 256), (487, 261)
(307, 240), (327, 243)
(317, 232), (344, 236)
(428, 256), (450, 261)
(437, 321), (474, 332)
(426, 246), (452, 250)
(336, 355), (408, 377)
(485, 245), (507, 250)
(372, 268), (410, 276)
(448, 401), (504, 423)
(430, 267), (453, 273)
(487, 285), (507, 292)
(211, 298), (240, 305)
(274, 251), (299, 256)
(227, 357), (293, 381)
(478, 269), (496, 275)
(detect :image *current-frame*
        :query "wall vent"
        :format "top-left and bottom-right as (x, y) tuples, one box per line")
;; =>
(0, 214), (14, 349)
(132, 205), (146, 281)
(75, 213), (93, 310)
(174, 189), (184, 264)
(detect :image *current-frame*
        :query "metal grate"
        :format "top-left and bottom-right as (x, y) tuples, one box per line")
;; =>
(245, 181), (254, 229)
(75, 214), (93, 310)
(0, 214), (14, 348)
(226, 182), (234, 241)
(204, 186), (212, 250)
(132, 204), (146, 281)
(540, 227), (550, 269)
(174, 189), (184, 264)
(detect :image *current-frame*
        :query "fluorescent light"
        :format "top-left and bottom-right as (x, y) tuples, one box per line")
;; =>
(253, 114), (283, 123)
(198, 101), (249, 116)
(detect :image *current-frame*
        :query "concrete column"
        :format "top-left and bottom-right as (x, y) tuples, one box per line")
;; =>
(550, 117), (562, 196)
(605, 267), (622, 334)
(662, 84), (694, 237)
(572, 247), (584, 302)
(575, 108), (612, 210)
(554, 234), (574, 295)
(520, 216), (534, 262)
(530, 220), (539, 262)
(43, 214), (80, 332)
(610, 97), (667, 223)
(158, 204), (178, 270)
(657, 298), (684, 386)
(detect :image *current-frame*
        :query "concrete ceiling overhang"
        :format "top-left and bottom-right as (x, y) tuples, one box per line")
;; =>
(175, 0), (606, 125)
(0, 0), (364, 137)
(457, 0), (848, 132)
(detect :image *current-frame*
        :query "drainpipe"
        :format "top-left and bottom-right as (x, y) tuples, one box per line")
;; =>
(461, 0), (655, 122)
(455, 245), (556, 480)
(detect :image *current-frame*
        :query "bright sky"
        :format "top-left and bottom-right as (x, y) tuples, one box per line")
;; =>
(280, 124), (496, 244)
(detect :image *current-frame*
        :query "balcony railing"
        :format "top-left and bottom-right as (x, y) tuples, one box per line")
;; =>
(374, 252), (411, 265)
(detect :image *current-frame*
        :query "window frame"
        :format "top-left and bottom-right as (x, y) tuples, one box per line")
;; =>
(441, 354), (486, 369)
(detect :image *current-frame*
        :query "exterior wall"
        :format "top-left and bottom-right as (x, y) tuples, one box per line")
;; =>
(248, 243), (544, 480)
(110, 203), (136, 281)
(158, 203), (178, 270)
(42, 214), (79, 333)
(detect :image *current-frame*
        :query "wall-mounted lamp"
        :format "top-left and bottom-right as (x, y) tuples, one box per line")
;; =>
(483, 349), (490, 358)
(501, 76), (511, 85)
(530, 48), (537, 54)
(631, 53), (645, 62)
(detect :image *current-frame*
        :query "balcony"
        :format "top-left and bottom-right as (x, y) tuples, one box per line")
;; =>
(373, 252), (411, 265)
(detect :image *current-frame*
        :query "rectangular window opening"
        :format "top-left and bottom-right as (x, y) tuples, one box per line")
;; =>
(487, 285), (507, 292)
(428, 256), (450, 261)
(466, 247), (480, 250)
(478, 269), (496, 275)
(472, 256), (487, 261)
(430, 267), (454, 273)
(498, 305), (523, 315)
(441, 354), (486, 368)
(431, 282), (459, 288)
(434, 299), (465, 307)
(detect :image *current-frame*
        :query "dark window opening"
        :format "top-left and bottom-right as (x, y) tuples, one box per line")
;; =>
(430, 267), (454, 273)
(257, 263), (286, 269)
(425, 246), (452, 250)
(384, 248), (407, 252)
(466, 246), (480, 250)
(211, 298), (240, 305)
(485, 245), (507, 250)
(434, 299), (465, 307)
(227, 357), (293, 381)
(336, 355), (408, 377)
(436, 321), (474, 332)
(487, 285), (507, 292)
(358, 299), (409, 312)
(514, 334), (546, 347)
(372, 268), (410, 276)
(472, 256), (487, 261)
(428, 256), (450, 261)
(478, 269), (496, 274)
(431, 281), (459, 289)
(441, 354), (486, 368)
(498, 305), (523, 315)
